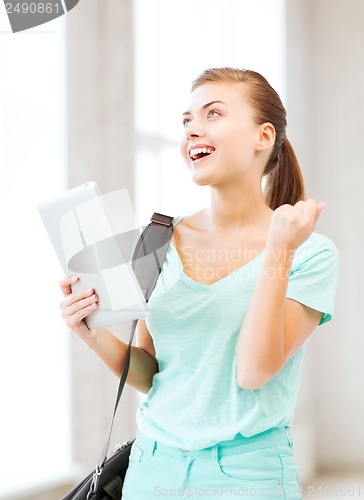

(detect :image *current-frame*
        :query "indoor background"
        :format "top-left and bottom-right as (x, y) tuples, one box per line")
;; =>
(0, 1), (363, 499)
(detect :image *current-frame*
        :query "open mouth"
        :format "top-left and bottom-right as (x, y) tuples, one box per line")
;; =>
(189, 146), (215, 162)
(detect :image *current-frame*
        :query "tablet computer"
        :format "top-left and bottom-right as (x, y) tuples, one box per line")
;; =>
(37, 181), (149, 329)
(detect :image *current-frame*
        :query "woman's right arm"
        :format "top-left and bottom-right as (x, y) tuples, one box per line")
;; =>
(59, 276), (158, 394)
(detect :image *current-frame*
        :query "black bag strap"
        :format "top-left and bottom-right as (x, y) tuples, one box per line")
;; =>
(89, 213), (174, 496)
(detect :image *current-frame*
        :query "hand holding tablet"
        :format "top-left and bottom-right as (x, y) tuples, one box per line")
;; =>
(37, 182), (149, 329)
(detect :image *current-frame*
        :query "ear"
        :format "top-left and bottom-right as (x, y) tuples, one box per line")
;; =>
(255, 122), (275, 152)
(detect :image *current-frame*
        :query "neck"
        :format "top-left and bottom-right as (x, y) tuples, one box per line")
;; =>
(204, 180), (273, 231)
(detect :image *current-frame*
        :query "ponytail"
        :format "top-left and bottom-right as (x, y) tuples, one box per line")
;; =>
(263, 136), (306, 211)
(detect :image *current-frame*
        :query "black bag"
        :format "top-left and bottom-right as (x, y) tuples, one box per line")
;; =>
(63, 440), (134, 500)
(62, 213), (174, 500)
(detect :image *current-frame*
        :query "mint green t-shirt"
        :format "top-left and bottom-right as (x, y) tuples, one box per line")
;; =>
(136, 218), (340, 450)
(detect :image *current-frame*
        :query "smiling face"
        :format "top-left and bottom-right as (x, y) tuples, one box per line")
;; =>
(180, 82), (271, 187)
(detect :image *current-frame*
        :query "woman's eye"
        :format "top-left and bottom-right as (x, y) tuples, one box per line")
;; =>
(207, 109), (219, 118)
(182, 118), (191, 128)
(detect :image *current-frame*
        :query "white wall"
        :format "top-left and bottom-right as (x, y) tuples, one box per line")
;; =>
(66, 0), (138, 475)
(286, 0), (364, 475)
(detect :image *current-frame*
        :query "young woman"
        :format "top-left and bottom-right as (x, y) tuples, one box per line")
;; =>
(60, 67), (339, 499)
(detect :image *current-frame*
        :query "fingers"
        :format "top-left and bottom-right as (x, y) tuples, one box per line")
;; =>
(301, 199), (317, 223)
(296, 199), (325, 227)
(61, 292), (98, 320)
(315, 201), (326, 225)
(278, 198), (326, 226)
(59, 275), (99, 329)
(59, 275), (79, 297)
(60, 286), (99, 330)
(270, 198), (326, 252)
(61, 286), (97, 312)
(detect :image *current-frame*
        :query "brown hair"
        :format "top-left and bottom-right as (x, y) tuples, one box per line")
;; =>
(191, 67), (306, 210)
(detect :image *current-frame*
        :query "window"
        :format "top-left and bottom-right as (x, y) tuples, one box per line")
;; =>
(0, 15), (70, 496)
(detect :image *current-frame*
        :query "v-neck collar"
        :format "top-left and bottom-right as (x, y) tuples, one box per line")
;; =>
(170, 216), (265, 291)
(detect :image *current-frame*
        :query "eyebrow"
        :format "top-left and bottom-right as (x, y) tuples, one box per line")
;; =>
(182, 100), (228, 116)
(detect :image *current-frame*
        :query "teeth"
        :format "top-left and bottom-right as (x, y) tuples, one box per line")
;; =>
(189, 147), (214, 159)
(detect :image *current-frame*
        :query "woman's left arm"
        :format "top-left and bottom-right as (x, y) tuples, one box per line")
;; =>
(236, 199), (326, 390)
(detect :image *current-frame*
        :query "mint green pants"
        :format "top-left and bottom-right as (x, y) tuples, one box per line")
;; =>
(121, 426), (302, 499)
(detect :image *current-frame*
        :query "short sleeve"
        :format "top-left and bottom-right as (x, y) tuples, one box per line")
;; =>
(286, 233), (340, 326)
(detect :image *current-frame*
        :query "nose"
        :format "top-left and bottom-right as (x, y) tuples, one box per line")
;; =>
(185, 118), (204, 140)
